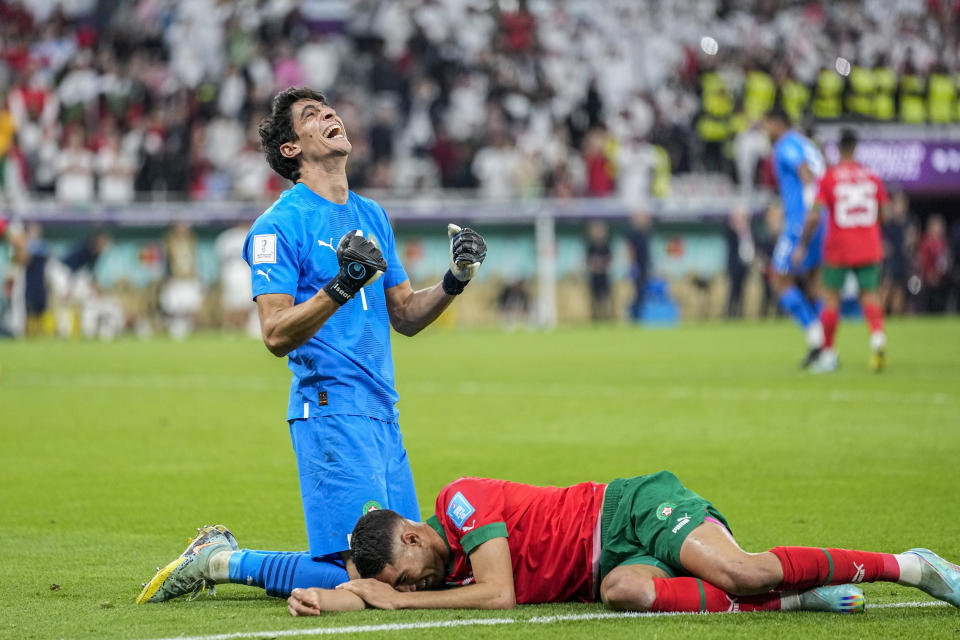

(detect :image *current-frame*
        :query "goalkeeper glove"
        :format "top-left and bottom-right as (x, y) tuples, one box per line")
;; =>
(323, 230), (388, 305)
(443, 224), (487, 295)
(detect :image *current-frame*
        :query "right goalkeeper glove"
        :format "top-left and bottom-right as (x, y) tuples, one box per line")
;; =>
(323, 230), (388, 305)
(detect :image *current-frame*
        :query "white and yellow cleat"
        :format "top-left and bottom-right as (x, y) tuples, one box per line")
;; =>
(136, 524), (238, 604)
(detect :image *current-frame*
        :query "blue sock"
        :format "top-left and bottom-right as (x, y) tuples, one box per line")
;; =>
(778, 286), (816, 329)
(228, 550), (348, 597)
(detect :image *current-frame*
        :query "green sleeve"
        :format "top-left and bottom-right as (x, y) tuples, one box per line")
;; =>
(461, 522), (508, 555)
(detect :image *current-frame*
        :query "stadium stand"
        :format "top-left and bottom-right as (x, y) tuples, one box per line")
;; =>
(2, 0), (960, 203)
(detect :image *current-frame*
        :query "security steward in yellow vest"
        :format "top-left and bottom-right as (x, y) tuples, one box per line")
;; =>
(812, 67), (844, 119)
(899, 62), (927, 123)
(928, 63), (956, 124)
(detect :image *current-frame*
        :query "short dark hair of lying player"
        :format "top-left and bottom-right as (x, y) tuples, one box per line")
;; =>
(286, 472), (960, 615)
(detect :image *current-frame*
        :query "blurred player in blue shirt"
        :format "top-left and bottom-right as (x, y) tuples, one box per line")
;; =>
(137, 87), (487, 605)
(763, 107), (826, 367)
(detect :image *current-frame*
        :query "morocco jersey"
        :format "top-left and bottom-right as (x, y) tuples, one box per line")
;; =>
(242, 183), (409, 422)
(816, 160), (887, 266)
(428, 477), (606, 603)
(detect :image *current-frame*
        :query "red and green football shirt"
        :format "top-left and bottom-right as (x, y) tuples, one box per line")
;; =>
(426, 476), (606, 603)
(816, 160), (888, 266)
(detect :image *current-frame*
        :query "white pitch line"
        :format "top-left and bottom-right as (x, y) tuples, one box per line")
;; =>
(871, 600), (948, 609)
(140, 601), (950, 640)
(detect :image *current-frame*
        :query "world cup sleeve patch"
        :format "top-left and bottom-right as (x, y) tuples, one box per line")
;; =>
(252, 234), (277, 264)
(446, 492), (476, 529)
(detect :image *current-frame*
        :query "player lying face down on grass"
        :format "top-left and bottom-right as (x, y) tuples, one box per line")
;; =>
(286, 472), (960, 615)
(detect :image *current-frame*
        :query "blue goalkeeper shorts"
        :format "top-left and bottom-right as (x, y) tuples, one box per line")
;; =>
(289, 414), (420, 558)
(772, 223), (824, 276)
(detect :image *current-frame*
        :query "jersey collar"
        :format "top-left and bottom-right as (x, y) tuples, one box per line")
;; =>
(426, 514), (456, 576)
(292, 182), (352, 209)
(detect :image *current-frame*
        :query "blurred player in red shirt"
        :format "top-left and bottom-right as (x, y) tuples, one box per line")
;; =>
(798, 129), (888, 373)
(286, 472), (960, 616)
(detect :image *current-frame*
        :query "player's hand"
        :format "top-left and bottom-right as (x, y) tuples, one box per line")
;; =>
(322, 230), (388, 305)
(337, 578), (401, 610)
(287, 588), (323, 616)
(443, 224), (487, 295)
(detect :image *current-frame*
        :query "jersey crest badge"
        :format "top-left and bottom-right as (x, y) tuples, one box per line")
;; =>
(656, 502), (677, 521)
(447, 492), (476, 529)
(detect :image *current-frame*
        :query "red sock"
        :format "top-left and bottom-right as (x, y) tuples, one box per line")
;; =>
(862, 302), (885, 334)
(821, 307), (839, 349)
(650, 577), (782, 613)
(770, 547), (900, 590)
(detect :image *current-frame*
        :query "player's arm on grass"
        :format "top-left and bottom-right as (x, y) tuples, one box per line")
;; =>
(338, 537), (516, 610)
(385, 224), (486, 337)
(288, 587), (366, 615)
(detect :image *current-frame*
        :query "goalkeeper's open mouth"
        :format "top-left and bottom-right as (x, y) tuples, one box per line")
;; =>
(322, 121), (346, 140)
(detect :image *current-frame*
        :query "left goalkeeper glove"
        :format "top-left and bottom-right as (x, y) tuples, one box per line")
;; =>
(443, 224), (487, 295)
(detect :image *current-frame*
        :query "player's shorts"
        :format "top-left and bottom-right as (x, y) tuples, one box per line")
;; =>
(822, 262), (881, 292)
(289, 414), (420, 558)
(772, 224), (824, 276)
(598, 471), (729, 580)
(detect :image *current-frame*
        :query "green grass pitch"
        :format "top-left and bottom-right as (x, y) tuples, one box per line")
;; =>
(2, 317), (959, 639)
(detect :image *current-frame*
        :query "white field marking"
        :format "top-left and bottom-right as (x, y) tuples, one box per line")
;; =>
(141, 601), (949, 640)
(404, 380), (955, 407)
(871, 600), (948, 609)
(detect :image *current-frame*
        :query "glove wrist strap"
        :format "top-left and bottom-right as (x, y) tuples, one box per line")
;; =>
(442, 269), (469, 295)
(323, 276), (354, 305)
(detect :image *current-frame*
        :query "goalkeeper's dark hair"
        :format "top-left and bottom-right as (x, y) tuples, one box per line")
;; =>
(839, 127), (858, 156)
(350, 509), (404, 578)
(259, 87), (327, 182)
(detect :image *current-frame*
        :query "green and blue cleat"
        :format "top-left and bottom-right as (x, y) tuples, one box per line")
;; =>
(905, 548), (960, 608)
(799, 584), (865, 613)
(135, 524), (238, 604)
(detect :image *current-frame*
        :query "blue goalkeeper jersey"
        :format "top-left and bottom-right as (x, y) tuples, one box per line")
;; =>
(773, 131), (825, 237)
(242, 183), (408, 422)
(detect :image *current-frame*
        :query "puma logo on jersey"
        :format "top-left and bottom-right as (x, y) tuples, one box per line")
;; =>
(461, 519), (477, 532)
(851, 562), (865, 583)
(256, 268), (272, 282)
(726, 594), (740, 612)
(672, 514), (691, 534)
(318, 238), (336, 252)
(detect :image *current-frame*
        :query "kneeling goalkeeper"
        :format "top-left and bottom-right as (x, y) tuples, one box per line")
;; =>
(288, 472), (960, 615)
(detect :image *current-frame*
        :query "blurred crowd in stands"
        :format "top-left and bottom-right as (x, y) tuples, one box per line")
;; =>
(2, 0), (960, 205)
(3, 0), (960, 337)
